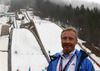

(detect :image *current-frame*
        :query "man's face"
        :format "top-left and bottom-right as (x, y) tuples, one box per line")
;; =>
(61, 30), (77, 55)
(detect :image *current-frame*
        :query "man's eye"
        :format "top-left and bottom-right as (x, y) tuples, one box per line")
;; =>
(62, 37), (67, 40)
(69, 38), (74, 40)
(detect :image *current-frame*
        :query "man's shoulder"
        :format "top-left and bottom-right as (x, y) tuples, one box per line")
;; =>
(52, 53), (60, 58)
(49, 53), (60, 62)
(75, 49), (88, 57)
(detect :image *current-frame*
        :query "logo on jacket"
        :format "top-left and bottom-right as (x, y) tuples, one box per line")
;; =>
(72, 63), (75, 66)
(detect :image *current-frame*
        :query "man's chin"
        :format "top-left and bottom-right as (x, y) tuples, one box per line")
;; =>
(63, 47), (71, 50)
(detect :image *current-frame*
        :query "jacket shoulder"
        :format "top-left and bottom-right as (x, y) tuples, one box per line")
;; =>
(81, 57), (95, 71)
(49, 53), (60, 62)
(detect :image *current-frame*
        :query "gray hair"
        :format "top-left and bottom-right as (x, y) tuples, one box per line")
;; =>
(61, 27), (78, 40)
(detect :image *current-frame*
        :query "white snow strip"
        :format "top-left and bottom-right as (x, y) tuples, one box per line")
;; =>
(0, 35), (8, 50)
(11, 29), (48, 71)
(34, 19), (63, 55)
(0, 52), (8, 71)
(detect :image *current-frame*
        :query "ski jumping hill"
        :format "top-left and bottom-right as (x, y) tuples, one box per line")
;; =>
(0, 5), (100, 71)
(11, 28), (48, 71)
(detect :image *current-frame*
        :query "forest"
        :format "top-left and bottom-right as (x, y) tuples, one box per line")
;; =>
(10, 0), (100, 48)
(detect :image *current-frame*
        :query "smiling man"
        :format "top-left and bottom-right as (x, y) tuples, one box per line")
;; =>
(47, 27), (95, 71)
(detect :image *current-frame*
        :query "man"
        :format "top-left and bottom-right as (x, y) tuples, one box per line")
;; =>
(47, 27), (95, 71)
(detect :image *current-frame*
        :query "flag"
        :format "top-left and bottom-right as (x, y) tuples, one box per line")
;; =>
(29, 67), (31, 71)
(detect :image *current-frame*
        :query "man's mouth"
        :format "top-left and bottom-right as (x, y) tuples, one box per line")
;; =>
(63, 43), (71, 47)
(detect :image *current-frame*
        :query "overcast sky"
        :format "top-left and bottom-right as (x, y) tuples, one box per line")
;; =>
(61, 0), (100, 4)
(86, 0), (100, 4)
(1, 0), (100, 4)
(49, 0), (100, 9)
(1, 0), (100, 9)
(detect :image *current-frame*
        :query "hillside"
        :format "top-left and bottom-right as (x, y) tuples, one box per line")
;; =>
(83, 42), (100, 57)
(0, 4), (100, 71)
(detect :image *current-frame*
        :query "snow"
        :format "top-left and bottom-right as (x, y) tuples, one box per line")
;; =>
(77, 39), (100, 70)
(0, 4), (100, 70)
(32, 16), (100, 70)
(0, 36), (9, 50)
(0, 36), (8, 71)
(34, 19), (63, 55)
(0, 16), (8, 24)
(0, 4), (9, 13)
(91, 54), (100, 62)
(11, 29), (48, 71)
(0, 9), (9, 71)
(0, 52), (8, 71)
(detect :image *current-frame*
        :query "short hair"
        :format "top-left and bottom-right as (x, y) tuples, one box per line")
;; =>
(61, 27), (78, 40)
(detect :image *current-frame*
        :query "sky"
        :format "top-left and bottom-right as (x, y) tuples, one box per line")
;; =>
(62, 0), (100, 4)
(1, 0), (100, 4)
(1, 0), (100, 9)
(49, 0), (100, 4)
(86, 0), (100, 4)
(49, 0), (100, 9)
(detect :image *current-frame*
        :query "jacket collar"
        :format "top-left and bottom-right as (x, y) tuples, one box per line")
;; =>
(60, 50), (76, 59)
(52, 49), (80, 59)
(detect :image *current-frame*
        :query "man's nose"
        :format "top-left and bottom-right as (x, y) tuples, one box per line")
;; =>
(64, 38), (70, 43)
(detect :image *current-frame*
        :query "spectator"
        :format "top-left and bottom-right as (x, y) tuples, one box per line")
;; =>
(47, 27), (95, 71)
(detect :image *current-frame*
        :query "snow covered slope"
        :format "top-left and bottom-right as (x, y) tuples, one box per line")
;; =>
(31, 15), (100, 70)
(27, 11), (100, 70)
(0, 8), (100, 71)
(11, 29), (48, 71)
(34, 19), (63, 55)
(0, 5), (9, 70)
(0, 36), (8, 71)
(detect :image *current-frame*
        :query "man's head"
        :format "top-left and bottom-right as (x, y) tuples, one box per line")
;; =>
(61, 27), (78, 55)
